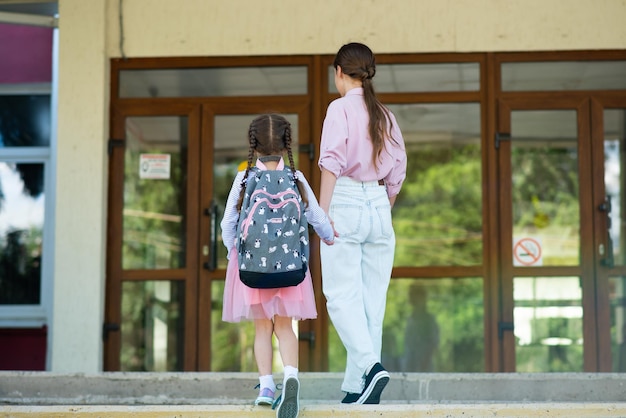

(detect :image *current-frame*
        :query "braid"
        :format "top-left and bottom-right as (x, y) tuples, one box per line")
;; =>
(283, 121), (309, 208)
(236, 124), (258, 211)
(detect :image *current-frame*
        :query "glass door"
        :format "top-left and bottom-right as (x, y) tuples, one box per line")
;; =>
(105, 101), (319, 371)
(105, 103), (202, 371)
(496, 98), (597, 372)
(591, 99), (626, 372)
(197, 102), (317, 371)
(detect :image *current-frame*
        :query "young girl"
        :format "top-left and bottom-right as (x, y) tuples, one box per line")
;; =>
(220, 114), (336, 418)
(318, 42), (407, 404)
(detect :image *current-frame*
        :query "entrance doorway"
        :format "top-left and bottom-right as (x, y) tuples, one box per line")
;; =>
(496, 95), (626, 372)
(104, 98), (318, 371)
(104, 51), (626, 373)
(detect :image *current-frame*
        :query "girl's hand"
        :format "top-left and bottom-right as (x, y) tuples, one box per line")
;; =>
(322, 217), (339, 245)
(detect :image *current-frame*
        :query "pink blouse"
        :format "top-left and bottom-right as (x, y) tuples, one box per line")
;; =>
(318, 87), (407, 198)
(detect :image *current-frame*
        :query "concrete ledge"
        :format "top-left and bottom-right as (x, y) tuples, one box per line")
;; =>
(2, 372), (626, 405)
(3, 403), (626, 418)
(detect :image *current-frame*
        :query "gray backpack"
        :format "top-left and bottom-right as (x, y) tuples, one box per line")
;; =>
(236, 167), (309, 288)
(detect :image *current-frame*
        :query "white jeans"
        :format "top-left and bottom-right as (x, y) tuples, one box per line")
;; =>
(321, 177), (395, 393)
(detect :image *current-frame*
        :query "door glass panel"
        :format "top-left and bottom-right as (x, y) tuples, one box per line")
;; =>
(122, 116), (188, 270)
(0, 162), (44, 304)
(391, 103), (482, 267)
(120, 280), (184, 371)
(328, 278), (484, 373)
(511, 110), (579, 266)
(120, 67), (308, 98)
(213, 113), (299, 269)
(604, 109), (626, 266)
(502, 61), (626, 91)
(514, 276), (583, 372)
(211, 280), (257, 371)
(328, 63), (480, 93)
(610, 276), (626, 372)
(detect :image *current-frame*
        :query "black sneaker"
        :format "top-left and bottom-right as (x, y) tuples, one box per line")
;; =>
(341, 392), (360, 404)
(356, 362), (389, 404)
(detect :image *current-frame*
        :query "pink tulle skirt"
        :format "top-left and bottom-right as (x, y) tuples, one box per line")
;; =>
(222, 247), (318, 323)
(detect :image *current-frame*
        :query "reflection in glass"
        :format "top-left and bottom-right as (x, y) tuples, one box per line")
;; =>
(328, 278), (484, 373)
(610, 276), (626, 372)
(511, 110), (579, 266)
(122, 116), (187, 270)
(210, 280), (288, 371)
(603, 109), (626, 266)
(390, 103), (482, 267)
(0, 162), (44, 304)
(120, 66), (308, 98)
(514, 277), (583, 372)
(0, 95), (51, 147)
(328, 63), (480, 93)
(502, 61), (626, 91)
(212, 114), (299, 269)
(120, 280), (184, 371)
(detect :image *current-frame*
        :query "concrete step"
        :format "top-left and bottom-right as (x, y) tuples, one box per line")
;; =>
(2, 372), (626, 405)
(2, 372), (626, 417)
(3, 403), (626, 418)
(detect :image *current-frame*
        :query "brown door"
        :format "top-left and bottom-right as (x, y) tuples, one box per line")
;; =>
(590, 97), (626, 372)
(104, 99), (320, 371)
(104, 102), (203, 371)
(196, 99), (320, 372)
(496, 95), (626, 372)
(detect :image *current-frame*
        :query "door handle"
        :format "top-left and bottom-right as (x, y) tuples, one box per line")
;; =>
(203, 201), (219, 271)
(102, 322), (120, 341)
(598, 196), (614, 268)
(298, 331), (315, 349)
(498, 321), (514, 340)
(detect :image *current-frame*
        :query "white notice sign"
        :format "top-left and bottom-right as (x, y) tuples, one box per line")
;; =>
(139, 154), (171, 179)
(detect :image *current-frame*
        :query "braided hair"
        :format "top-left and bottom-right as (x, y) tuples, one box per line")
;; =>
(333, 42), (399, 170)
(236, 114), (309, 211)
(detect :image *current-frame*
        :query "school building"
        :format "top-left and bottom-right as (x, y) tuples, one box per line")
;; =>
(2, 0), (626, 380)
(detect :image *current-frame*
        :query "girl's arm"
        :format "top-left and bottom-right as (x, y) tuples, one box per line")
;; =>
(220, 171), (245, 252)
(297, 171), (336, 243)
(319, 168), (337, 214)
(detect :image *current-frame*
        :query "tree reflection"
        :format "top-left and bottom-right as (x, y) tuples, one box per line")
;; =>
(0, 228), (41, 304)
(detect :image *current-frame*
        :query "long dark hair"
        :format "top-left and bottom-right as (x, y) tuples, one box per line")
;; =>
(237, 113), (308, 210)
(333, 42), (397, 170)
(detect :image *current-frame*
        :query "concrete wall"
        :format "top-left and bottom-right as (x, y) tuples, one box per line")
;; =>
(52, 0), (108, 372)
(51, 0), (626, 371)
(105, 0), (626, 57)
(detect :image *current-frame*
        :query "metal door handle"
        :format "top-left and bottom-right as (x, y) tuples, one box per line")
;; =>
(203, 201), (219, 271)
(598, 196), (614, 268)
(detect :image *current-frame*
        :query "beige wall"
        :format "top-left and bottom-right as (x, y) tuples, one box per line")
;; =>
(52, 0), (625, 371)
(53, 0), (108, 372)
(105, 0), (626, 58)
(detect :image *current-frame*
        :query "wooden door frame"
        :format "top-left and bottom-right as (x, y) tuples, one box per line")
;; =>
(196, 98), (316, 371)
(590, 94), (626, 371)
(495, 95), (598, 371)
(104, 101), (202, 371)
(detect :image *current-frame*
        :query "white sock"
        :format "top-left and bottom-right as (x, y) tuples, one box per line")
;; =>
(259, 374), (276, 392)
(283, 365), (299, 385)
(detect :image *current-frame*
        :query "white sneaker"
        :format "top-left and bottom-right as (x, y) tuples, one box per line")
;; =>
(276, 376), (299, 418)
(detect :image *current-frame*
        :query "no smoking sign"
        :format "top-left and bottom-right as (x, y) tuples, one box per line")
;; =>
(513, 237), (543, 266)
